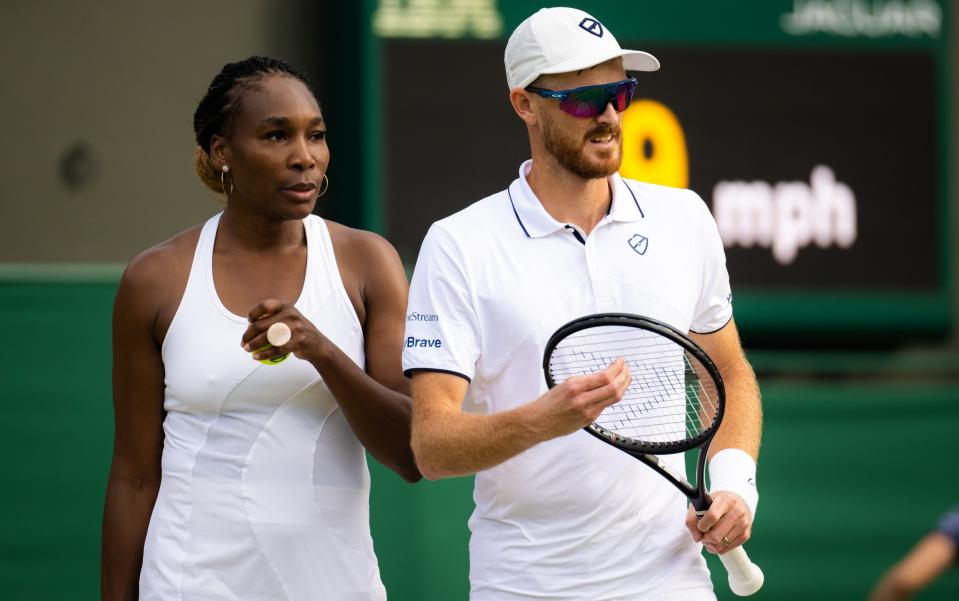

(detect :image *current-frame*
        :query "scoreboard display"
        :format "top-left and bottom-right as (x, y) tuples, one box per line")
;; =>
(354, 0), (951, 341)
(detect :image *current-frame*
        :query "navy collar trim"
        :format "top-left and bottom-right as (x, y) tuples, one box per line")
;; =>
(623, 181), (645, 219)
(507, 185), (531, 238)
(509, 171), (644, 237)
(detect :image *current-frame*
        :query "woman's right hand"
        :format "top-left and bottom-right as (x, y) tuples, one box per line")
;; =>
(241, 299), (334, 365)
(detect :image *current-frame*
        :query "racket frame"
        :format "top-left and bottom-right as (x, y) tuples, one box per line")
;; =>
(542, 313), (726, 511)
(542, 312), (765, 596)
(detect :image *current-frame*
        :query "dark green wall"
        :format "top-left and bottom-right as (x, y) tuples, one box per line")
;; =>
(0, 282), (116, 596)
(1, 281), (957, 599)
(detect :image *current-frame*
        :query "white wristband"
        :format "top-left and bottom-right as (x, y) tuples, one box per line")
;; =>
(708, 448), (758, 518)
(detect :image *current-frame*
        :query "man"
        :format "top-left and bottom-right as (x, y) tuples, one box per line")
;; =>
(867, 506), (959, 601)
(403, 7), (762, 600)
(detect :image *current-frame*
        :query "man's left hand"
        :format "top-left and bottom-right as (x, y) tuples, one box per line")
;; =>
(685, 491), (753, 555)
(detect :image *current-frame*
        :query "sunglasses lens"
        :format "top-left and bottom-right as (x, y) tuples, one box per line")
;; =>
(558, 80), (636, 117)
(559, 88), (606, 118)
(613, 79), (637, 111)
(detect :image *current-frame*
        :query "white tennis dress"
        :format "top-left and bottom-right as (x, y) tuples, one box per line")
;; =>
(139, 213), (386, 601)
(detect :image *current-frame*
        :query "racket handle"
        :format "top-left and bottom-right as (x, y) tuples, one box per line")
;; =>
(719, 546), (764, 596)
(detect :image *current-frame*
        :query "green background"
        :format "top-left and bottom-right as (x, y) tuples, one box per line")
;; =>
(2, 0), (957, 599)
(2, 280), (958, 599)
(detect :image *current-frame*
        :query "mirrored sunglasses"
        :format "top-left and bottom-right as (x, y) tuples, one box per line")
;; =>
(525, 77), (639, 118)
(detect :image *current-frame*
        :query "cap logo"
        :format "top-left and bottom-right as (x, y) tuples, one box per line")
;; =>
(578, 18), (604, 38)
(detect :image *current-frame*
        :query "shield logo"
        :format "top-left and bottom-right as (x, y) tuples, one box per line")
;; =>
(628, 234), (648, 255)
(578, 18), (604, 37)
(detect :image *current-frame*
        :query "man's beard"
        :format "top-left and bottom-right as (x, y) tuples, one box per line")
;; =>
(541, 111), (623, 180)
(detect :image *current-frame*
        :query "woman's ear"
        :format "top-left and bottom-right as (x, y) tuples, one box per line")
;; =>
(209, 134), (230, 170)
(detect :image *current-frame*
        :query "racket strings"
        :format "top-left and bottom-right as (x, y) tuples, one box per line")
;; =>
(548, 325), (720, 445)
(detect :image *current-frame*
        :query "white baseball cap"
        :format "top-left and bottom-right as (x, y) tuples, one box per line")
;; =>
(505, 7), (660, 89)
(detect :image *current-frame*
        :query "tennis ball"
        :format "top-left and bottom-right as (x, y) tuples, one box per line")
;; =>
(254, 322), (292, 365)
(256, 346), (289, 365)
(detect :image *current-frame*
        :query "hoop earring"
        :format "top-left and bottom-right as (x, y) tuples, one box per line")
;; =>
(220, 165), (234, 198)
(317, 173), (329, 198)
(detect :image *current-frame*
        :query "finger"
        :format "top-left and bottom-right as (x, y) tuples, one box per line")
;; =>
(242, 318), (271, 348)
(589, 363), (631, 409)
(696, 502), (725, 533)
(243, 329), (270, 352)
(611, 360), (632, 396)
(242, 305), (297, 347)
(242, 316), (287, 349)
(247, 299), (288, 322)
(704, 526), (748, 555)
(605, 356), (627, 378)
(246, 325), (295, 361)
(711, 491), (753, 523)
(728, 524), (752, 549)
(559, 359), (630, 422)
(576, 377), (627, 413)
(684, 506), (703, 542)
(252, 343), (287, 362)
(704, 495), (749, 531)
(700, 505), (750, 551)
(575, 358), (629, 398)
(697, 490), (742, 532)
(708, 512), (752, 551)
(567, 357), (625, 390)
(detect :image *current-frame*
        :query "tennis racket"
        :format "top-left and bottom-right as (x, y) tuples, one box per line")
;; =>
(542, 313), (764, 596)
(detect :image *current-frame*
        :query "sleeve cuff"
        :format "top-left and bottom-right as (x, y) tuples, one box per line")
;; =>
(403, 367), (471, 383)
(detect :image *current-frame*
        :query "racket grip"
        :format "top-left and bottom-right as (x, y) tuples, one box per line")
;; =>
(719, 546), (764, 596)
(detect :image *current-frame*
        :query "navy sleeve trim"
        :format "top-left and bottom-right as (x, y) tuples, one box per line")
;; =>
(404, 367), (472, 383)
(689, 314), (733, 335)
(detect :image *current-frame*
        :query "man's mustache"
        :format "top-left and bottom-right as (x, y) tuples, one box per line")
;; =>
(585, 126), (621, 140)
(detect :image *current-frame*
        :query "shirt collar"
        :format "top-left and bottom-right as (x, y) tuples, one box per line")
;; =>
(507, 160), (645, 239)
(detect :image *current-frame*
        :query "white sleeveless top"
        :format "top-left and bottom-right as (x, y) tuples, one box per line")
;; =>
(140, 213), (386, 601)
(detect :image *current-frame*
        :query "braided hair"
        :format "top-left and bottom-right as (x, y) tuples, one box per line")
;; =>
(192, 56), (314, 193)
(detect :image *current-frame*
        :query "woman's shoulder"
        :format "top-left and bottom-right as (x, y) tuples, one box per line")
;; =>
(121, 224), (205, 289)
(116, 224), (208, 339)
(323, 219), (401, 264)
(114, 223), (209, 343)
(323, 219), (406, 308)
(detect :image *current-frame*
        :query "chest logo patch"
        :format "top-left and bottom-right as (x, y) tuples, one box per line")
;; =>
(628, 234), (649, 255)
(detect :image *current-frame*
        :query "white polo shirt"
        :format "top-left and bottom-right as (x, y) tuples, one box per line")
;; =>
(404, 160), (731, 601)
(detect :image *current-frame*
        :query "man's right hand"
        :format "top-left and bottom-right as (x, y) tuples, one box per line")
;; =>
(410, 359), (631, 480)
(529, 357), (632, 439)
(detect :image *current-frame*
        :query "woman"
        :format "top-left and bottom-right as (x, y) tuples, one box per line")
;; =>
(101, 56), (420, 601)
